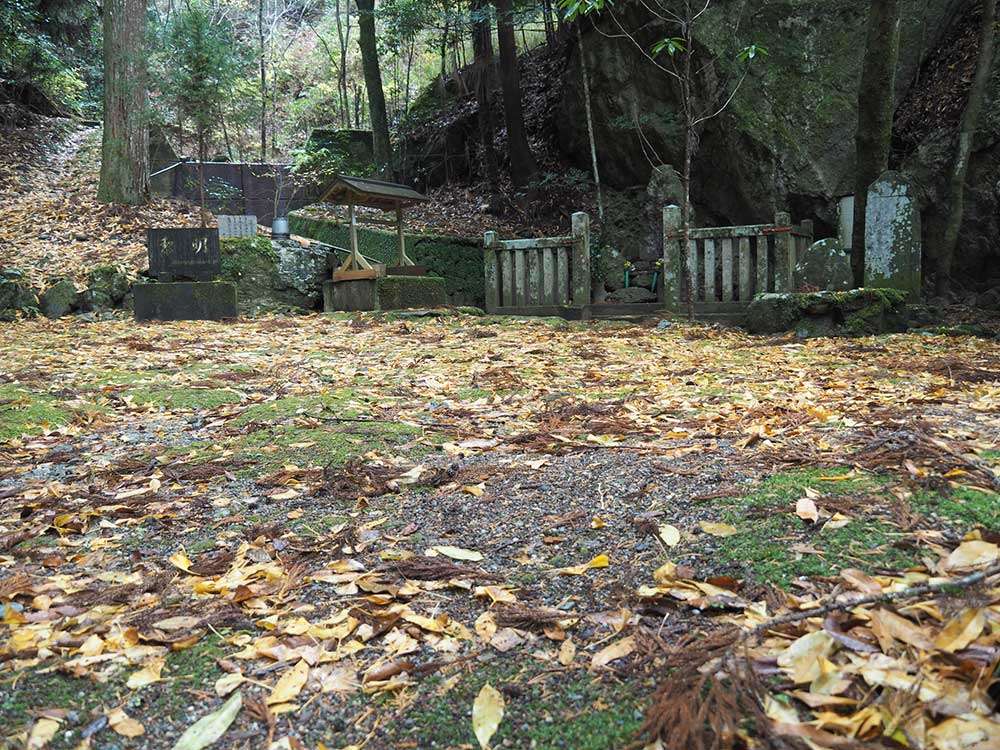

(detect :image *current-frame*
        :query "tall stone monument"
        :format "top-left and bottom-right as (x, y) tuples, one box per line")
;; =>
(864, 171), (921, 299)
(134, 228), (238, 321)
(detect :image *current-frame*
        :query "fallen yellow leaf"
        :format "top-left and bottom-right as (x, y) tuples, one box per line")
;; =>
(945, 540), (998, 571)
(795, 497), (819, 522)
(557, 553), (610, 575)
(169, 549), (193, 573)
(472, 683), (505, 749)
(430, 545), (484, 562)
(591, 635), (635, 669)
(127, 657), (165, 689)
(108, 708), (145, 738)
(558, 638), (576, 666)
(267, 660), (309, 705)
(658, 523), (681, 547)
(27, 717), (60, 750)
(699, 521), (738, 537)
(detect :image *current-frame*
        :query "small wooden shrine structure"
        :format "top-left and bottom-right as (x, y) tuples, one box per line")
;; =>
(318, 175), (429, 281)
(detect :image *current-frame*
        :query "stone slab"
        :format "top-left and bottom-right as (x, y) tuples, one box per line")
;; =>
(134, 282), (237, 321)
(218, 215), (258, 239)
(864, 171), (921, 298)
(838, 195), (854, 249)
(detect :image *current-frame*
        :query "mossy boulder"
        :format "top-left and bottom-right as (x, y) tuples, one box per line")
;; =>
(0, 269), (39, 321)
(746, 293), (804, 334)
(747, 289), (909, 337)
(39, 277), (79, 318)
(81, 264), (131, 311)
(219, 236), (334, 314)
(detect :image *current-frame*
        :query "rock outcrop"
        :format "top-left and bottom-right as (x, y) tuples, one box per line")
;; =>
(219, 236), (336, 314)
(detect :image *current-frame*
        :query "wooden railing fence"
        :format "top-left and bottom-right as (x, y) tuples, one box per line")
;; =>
(662, 206), (813, 314)
(483, 212), (591, 315)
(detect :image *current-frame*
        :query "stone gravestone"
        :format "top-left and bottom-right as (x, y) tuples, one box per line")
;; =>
(864, 171), (921, 298)
(147, 228), (221, 281)
(217, 215), (258, 239)
(795, 238), (853, 291)
(135, 228), (237, 321)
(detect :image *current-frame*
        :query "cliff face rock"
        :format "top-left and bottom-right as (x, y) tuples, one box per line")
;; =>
(555, 0), (997, 286)
(399, 0), (997, 289)
(557, 0), (961, 220)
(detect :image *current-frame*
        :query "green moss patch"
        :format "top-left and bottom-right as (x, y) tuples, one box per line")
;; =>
(123, 386), (243, 411)
(219, 236), (278, 281)
(1, 668), (123, 748)
(234, 421), (420, 475)
(0, 385), (73, 441)
(747, 289), (909, 336)
(912, 486), (1000, 531)
(232, 390), (357, 427)
(377, 275), (447, 310)
(704, 469), (919, 587)
(369, 658), (645, 750)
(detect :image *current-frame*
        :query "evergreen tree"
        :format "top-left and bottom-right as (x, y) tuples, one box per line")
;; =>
(160, 2), (247, 222)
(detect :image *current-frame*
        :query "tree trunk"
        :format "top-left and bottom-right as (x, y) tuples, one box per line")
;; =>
(576, 22), (603, 220)
(198, 128), (207, 228)
(542, 0), (556, 47)
(439, 17), (449, 101)
(404, 37), (415, 113)
(335, 0), (352, 128)
(851, 0), (902, 288)
(681, 6), (695, 321)
(258, 0), (267, 161)
(473, 0), (500, 198)
(98, 0), (149, 205)
(494, 0), (537, 188)
(356, 0), (392, 175)
(936, 0), (996, 297)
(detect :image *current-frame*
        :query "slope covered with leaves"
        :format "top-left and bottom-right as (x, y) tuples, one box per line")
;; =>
(0, 109), (201, 291)
(1, 313), (998, 749)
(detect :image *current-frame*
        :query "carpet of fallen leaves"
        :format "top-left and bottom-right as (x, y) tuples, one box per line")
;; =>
(0, 110), (201, 291)
(1, 313), (998, 749)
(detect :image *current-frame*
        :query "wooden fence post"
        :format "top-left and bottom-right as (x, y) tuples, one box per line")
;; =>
(774, 211), (794, 292)
(571, 212), (590, 307)
(662, 205), (682, 311)
(483, 231), (499, 313)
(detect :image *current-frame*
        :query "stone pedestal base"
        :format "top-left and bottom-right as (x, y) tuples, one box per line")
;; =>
(134, 282), (238, 321)
(323, 276), (447, 313)
(323, 279), (378, 312)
